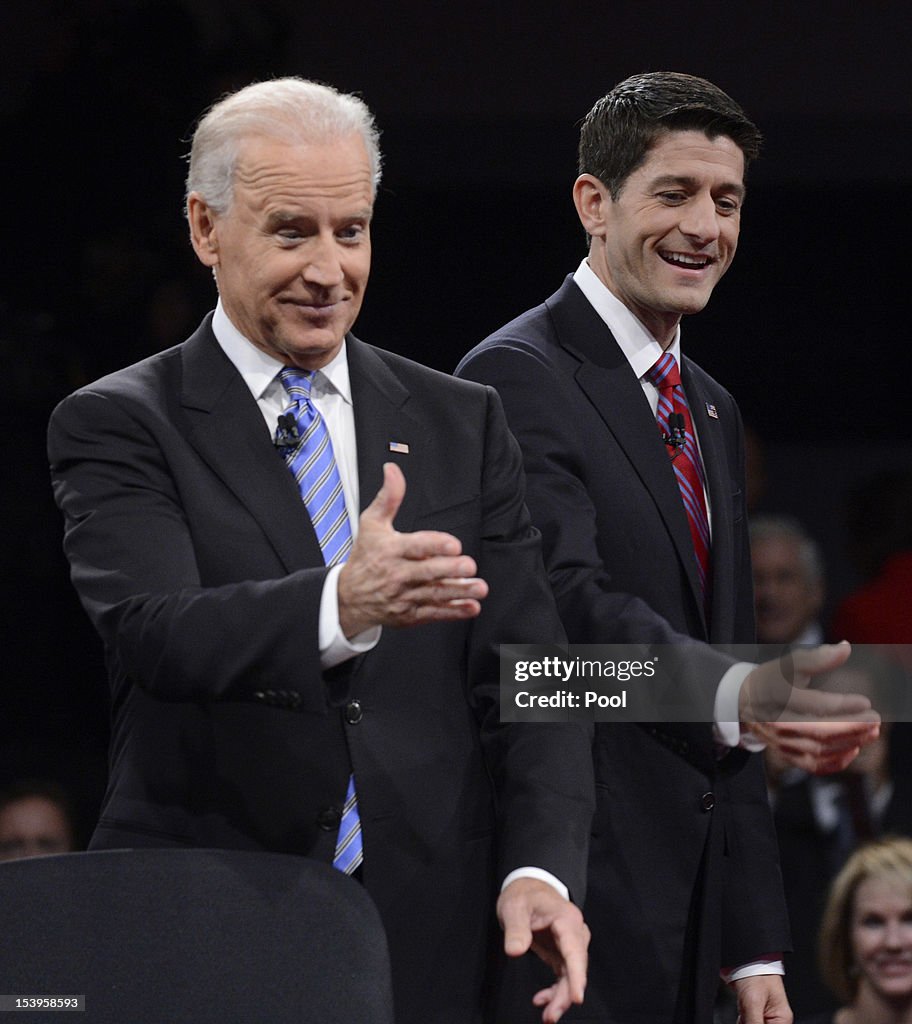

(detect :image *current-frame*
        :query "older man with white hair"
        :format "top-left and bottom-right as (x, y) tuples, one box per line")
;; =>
(48, 78), (594, 1024)
(750, 515), (826, 646)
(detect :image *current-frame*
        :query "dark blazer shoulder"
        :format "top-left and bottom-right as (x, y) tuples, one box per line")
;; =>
(458, 275), (630, 384)
(350, 334), (491, 404)
(681, 353), (739, 413)
(51, 314), (222, 412)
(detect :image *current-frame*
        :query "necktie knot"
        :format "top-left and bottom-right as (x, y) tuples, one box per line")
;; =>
(644, 352), (681, 390)
(279, 367), (316, 402)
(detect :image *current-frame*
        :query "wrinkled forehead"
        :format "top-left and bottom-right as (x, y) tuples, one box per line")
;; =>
(231, 132), (375, 209)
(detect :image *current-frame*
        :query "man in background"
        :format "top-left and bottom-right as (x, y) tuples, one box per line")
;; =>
(751, 515), (825, 646)
(0, 780), (77, 861)
(48, 78), (593, 1024)
(458, 72), (877, 1024)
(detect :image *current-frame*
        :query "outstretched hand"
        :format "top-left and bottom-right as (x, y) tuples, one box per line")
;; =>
(337, 463), (488, 637)
(498, 877), (589, 1023)
(739, 642), (880, 774)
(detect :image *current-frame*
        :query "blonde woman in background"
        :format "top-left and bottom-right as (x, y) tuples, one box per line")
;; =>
(800, 836), (912, 1024)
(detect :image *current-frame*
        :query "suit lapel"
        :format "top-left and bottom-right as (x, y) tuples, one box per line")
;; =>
(346, 337), (423, 534)
(683, 362), (736, 640)
(547, 281), (706, 624)
(179, 317), (324, 572)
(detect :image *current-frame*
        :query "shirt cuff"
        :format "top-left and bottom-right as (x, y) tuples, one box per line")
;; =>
(319, 565), (381, 669)
(500, 867), (570, 903)
(713, 662), (766, 750)
(721, 956), (785, 983)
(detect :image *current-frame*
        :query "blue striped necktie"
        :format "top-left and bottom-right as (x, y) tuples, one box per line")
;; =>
(276, 367), (362, 875)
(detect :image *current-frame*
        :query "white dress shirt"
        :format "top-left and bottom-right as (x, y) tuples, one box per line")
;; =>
(212, 300), (380, 668)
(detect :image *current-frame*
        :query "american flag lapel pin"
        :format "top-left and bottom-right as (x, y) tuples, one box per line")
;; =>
(388, 440), (410, 454)
(705, 403), (719, 419)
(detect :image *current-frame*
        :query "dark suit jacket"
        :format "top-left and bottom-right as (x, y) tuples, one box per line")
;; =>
(48, 314), (594, 1024)
(457, 277), (789, 1023)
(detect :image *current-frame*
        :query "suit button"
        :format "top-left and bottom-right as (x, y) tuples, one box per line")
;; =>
(345, 700), (363, 724)
(700, 792), (715, 812)
(317, 806), (342, 830)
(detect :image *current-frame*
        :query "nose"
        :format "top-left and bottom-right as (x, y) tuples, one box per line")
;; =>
(302, 234), (344, 288)
(884, 919), (907, 949)
(679, 193), (721, 244)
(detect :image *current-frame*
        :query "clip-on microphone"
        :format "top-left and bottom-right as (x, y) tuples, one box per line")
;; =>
(663, 412), (687, 459)
(274, 413), (301, 448)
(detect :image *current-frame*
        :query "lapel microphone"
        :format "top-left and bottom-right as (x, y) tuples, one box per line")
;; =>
(274, 413), (301, 448)
(663, 413), (687, 459)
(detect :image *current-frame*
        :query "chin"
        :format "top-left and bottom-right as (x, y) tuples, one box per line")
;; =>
(675, 293), (714, 316)
(870, 978), (912, 999)
(277, 330), (345, 366)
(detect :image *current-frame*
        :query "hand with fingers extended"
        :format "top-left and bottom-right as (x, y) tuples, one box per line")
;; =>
(497, 877), (589, 1024)
(739, 642), (881, 774)
(338, 462), (488, 638)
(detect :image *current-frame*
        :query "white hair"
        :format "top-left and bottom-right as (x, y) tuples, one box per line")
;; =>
(185, 77), (382, 216)
(749, 514), (825, 585)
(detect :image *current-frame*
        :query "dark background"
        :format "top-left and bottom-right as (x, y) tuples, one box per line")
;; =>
(1, 0), (910, 840)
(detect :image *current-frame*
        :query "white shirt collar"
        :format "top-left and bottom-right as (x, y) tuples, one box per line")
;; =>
(212, 298), (353, 405)
(572, 258), (682, 378)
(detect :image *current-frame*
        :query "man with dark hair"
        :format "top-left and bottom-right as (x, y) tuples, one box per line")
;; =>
(577, 73), (762, 201)
(457, 72), (878, 1024)
(48, 78), (594, 1024)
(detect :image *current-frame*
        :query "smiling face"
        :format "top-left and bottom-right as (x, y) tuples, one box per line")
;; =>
(188, 133), (374, 370)
(574, 129), (745, 347)
(852, 875), (912, 1004)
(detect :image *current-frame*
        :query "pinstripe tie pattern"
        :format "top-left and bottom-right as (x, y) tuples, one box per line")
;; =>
(276, 368), (362, 875)
(277, 369), (353, 567)
(644, 353), (711, 602)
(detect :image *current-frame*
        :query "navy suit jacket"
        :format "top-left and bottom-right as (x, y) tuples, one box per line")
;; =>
(457, 277), (789, 1023)
(48, 314), (594, 1024)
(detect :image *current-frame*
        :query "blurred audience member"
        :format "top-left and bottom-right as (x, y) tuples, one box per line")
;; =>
(831, 470), (912, 662)
(798, 836), (912, 1024)
(768, 651), (912, 1017)
(751, 515), (825, 646)
(0, 780), (77, 862)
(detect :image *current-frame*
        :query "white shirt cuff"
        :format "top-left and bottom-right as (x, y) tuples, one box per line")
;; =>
(501, 867), (570, 902)
(713, 662), (766, 750)
(721, 956), (785, 983)
(319, 565), (381, 669)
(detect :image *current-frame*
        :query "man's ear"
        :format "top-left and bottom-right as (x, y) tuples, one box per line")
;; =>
(187, 193), (220, 268)
(572, 174), (611, 239)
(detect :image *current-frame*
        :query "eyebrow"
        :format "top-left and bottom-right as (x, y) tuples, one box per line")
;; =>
(266, 207), (374, 226)
(649, 174), (746, 199)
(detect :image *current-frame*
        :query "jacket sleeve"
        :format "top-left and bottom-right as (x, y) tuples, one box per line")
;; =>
(468, 384), (595, 902)
(48, 385), (331, 711)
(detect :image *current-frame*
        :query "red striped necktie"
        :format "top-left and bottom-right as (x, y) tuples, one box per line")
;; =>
(644, 353), (712, 607)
